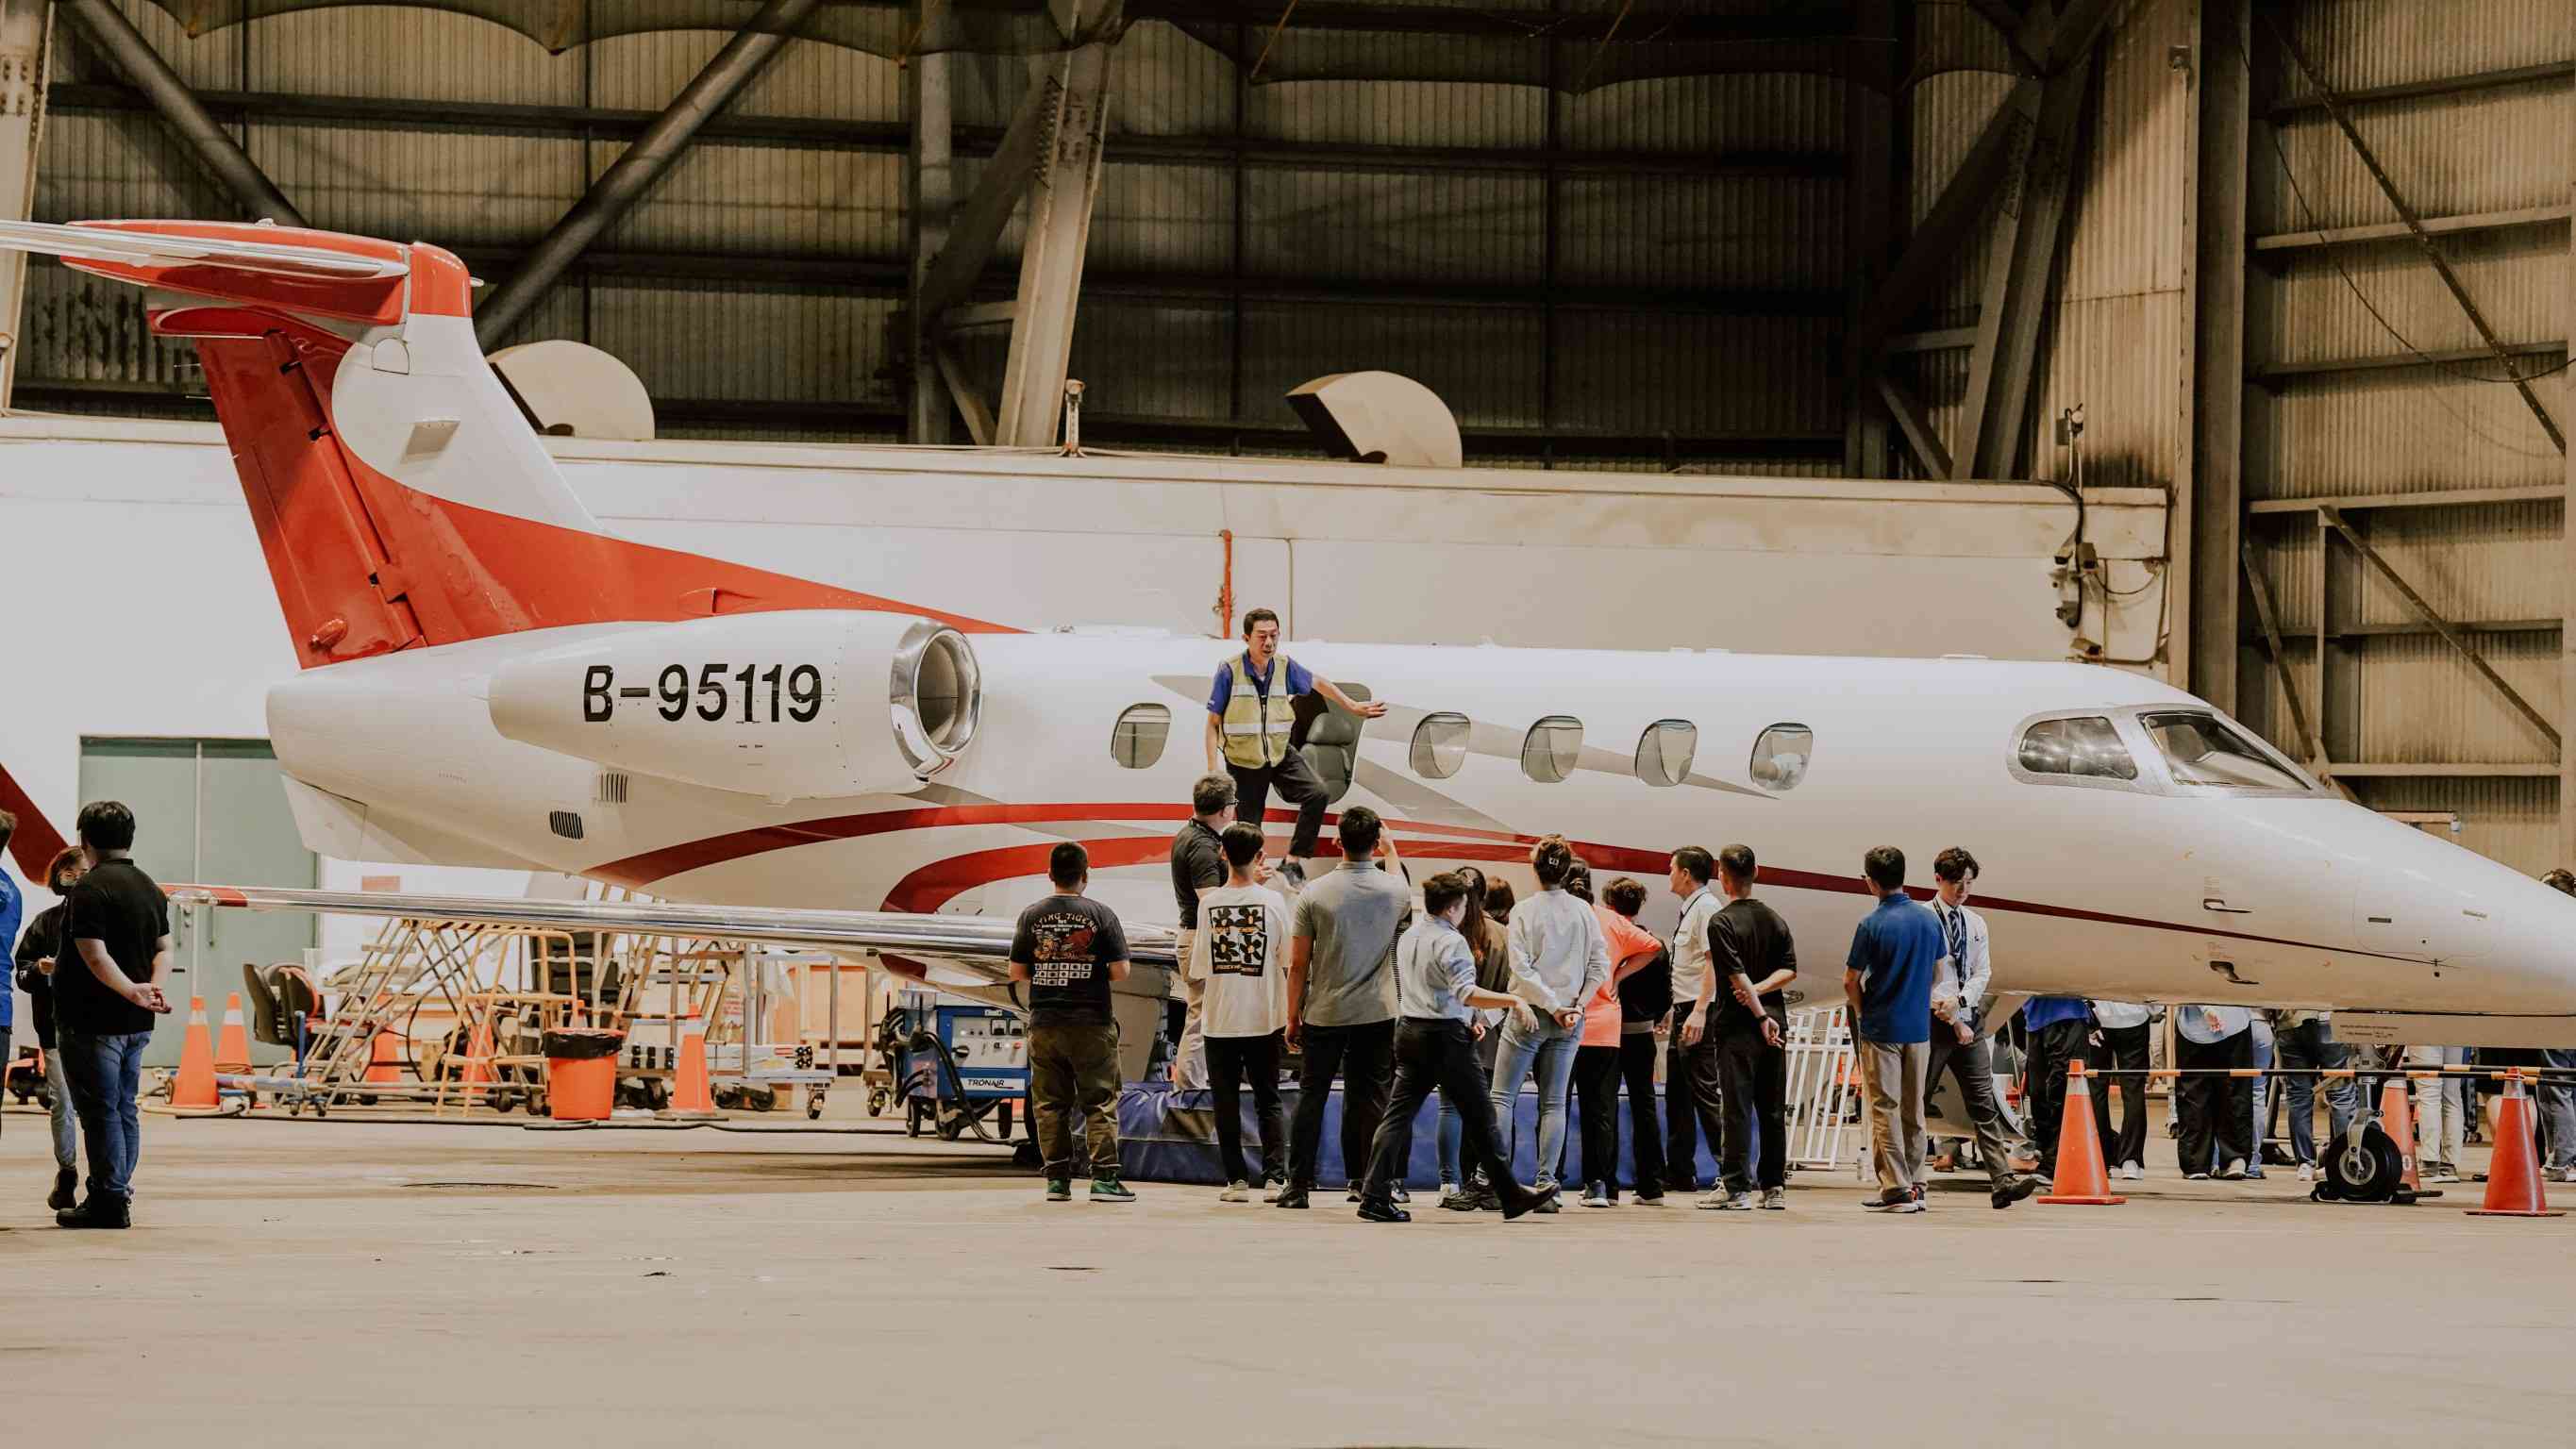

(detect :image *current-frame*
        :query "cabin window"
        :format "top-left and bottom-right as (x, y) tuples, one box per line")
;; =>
(1748, 724), (1813, 792)
(1410, 712), (1470, 780)
(1521, 716), (1584, 784)
(2016, 715), (2136, 781)
(1635, 720), (1697, 788)
(1112, 704), (1170, 769)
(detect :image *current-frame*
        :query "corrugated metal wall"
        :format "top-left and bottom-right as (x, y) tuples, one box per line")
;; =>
(2233, 0), (2572, 873)
(15, 0), (1854, 469)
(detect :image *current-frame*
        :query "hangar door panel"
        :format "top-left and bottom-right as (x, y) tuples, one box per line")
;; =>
(78, 739), (316, 1066)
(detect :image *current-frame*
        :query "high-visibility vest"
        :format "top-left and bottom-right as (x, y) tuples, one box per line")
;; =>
(1219, 654), (1296, 770)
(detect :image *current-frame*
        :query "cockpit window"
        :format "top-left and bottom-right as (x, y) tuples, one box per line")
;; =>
(2140, 711), (2311, 791)
(2016, 716), (2137, 781)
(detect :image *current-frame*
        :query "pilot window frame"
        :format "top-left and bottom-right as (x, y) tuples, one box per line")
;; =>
(2135, 708), (2327, 797)
(1111, 702), (1171, 770)
(1410, 711), (1471, 780)
(2003, 709), (2151, 794)
(1748, 723), (1813, 793)
(1520, 716), (1584, 784)
(1634, 720), (1698, 788)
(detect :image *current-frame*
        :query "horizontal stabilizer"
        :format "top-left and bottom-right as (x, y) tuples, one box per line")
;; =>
(0, 219), (409, 282)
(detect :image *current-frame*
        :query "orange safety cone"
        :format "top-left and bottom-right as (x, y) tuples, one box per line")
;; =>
(665, 1017), (718, 1119)
(2037, 1060), (2125, 1206)
(2379, 1076), (2420, 1192)
(214, 991), (252, 1072)
(172, 995), (220, 1110)
(364, 1024), (403, 1085)
(2467, 1069), (2566, 1218)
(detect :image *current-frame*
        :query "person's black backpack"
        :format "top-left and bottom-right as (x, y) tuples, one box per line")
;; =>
(1617, 946), (1672, 1024)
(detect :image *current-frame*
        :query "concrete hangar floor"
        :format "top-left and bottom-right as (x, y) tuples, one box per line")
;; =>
(5, 1107), (2568, 1446)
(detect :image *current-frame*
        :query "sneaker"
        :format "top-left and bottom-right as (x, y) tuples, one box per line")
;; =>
(2185, 1172), (2212, 1181)
(1912, 1182), (1926, 1204)
(1760, 1187), (1787, 1210)
(49, 1168), (77, 1212)
(1045, 1177), (1072, 1202)
(1355, 1197), (1411, 1224)
(1531, 1186), (1563, 1214)
(1580, 1182), (1614, 1208)
(1899, 1198), (1926, 1214)
(1277, 858), (1309, 889)
(2296, 1163), (2317, 1183)
(1701, 1191), (1755, 1211)
(55, 1198), (129, 1230)
(1347, 1183), (1363, 1203)
(1090, 1174), (1136, 1203)
(1991, 1175), (2040, 1209)
(1861, 1191), (1912, 1212)
(1218, 1180), (1250, 1203)
(1260, 1174), (1287, 1203)
(1438, 1182), (1463, 1202)
(1635, 1187), (1666, 1206)
(2431, 1166), (2464, 1184)
(2552, 1165), (2576, 1184)
(1392, 1185), (1411, 1206)
(2120, 1162), (2144, 1181)
(2218, 1158), (2248, 1181)
(1439, 1189), (1485, 1213)
(1273, 1185), (1310, 1209)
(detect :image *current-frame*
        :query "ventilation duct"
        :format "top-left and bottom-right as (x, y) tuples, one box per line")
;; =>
(1285, 371), (1463, 469)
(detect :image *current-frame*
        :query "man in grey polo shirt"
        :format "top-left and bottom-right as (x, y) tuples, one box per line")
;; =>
(1277, 807), (1409, 1210)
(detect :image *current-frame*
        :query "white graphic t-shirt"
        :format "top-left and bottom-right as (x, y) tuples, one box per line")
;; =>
(1186, 882), (1292, 1040)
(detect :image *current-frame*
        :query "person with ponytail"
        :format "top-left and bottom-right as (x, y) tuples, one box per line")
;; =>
(1488, 836), (1610, 1211)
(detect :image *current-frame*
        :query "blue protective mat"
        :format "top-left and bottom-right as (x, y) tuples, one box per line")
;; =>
(1113, 1079), (1724, 1191)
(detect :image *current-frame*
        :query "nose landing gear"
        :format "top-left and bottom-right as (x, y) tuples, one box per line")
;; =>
(2312, 1120), (2414, 1205)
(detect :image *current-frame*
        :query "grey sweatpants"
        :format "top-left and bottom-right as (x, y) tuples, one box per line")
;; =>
(1861, 1039), (1930, 1199)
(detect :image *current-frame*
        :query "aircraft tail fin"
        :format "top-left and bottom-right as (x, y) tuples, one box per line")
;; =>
(0, 757), (72, 881)
(0, 220), (1000, 667)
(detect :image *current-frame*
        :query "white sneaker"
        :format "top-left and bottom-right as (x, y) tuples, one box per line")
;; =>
(2218, 1158), (2249, 1181)
(2185, 1172), (2211, 1181)
(2552, 1166), (2576, 1184)
(1760, 1187), (1787, 1210)
(2431, 1167), (2464, 1184)
(1260, 1176), (1286, 1203)
(1699, 1191), (1755, 1211)
(2296, 1163), (2317, 1183)
(2120, 1162), (2144, 1181)
(1580, 1183), (1614, 1208)
(1439, 1182), (1464, 1201)
(1218, 1180), (1250, 1203)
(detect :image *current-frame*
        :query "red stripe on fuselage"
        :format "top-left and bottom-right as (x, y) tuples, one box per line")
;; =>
(594, 800), (2405, 962)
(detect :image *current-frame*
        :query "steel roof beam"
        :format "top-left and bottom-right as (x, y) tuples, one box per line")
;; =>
(473, 0), (821, 349)
(56, 0), (302, 226)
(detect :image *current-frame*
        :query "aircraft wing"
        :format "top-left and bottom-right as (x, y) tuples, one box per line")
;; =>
(164, 884), (1181, 976)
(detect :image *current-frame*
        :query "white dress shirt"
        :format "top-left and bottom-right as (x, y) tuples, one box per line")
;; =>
(1669, 885), (1722, 1010)
(1928, 898), (1990, 1021)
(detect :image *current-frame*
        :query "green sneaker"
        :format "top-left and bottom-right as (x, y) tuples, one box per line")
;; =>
(1090, 1174), (1136, 1203)
(1045, 1177), (1072, 1202)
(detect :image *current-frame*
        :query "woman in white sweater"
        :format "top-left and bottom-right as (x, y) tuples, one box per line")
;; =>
(1486, 837), (1611, 1210)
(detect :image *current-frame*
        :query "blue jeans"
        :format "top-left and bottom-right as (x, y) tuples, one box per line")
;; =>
(45, 1042), (81, 1172)
(59, 1029), (150, 1203)
(2540, 1049), (2576, 1171)
(2273, 1018), (2358, 1165)
(1488, 1013), (1580, 1189)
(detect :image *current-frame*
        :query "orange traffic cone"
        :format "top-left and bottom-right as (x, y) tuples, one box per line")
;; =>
(2467, 1069), (2566, 1218)
(214, 991), (251, 1072)
(364, 1024), (403, 1085)
(2037, 1060), (2125, 1206)
(665, 1017), (717, 1119)
(172, 995), (220, 1110)
(2379, 1076), (2420, 1192)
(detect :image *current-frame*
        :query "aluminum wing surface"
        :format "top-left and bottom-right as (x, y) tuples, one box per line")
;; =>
(0, 219), (410, 279)
(164, 884), (1180, 978)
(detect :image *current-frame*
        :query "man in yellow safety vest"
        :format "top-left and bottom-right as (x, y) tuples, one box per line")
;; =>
(1203, 608), (1386, 885)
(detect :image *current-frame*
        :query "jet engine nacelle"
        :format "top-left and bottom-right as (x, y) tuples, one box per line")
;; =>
(486, 611), (980, 801)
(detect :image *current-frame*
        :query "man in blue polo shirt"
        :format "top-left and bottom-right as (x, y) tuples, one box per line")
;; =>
(1845, 845), (1940, 1213)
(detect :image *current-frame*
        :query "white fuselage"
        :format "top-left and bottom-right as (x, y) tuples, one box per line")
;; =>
(266, 625), (2576, 1028)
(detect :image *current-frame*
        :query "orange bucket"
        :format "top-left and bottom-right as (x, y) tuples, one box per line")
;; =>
(543, 1027), (625, 1122)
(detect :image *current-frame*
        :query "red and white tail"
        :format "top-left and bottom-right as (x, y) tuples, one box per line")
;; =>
(0, 220), (999, 667)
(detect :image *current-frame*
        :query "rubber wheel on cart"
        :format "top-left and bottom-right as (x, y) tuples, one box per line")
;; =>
(868, 1087), (891, 1117)
(644, 1078), (671, 1112)
(807, 1096), (824, 1121)
(938, 1112), (966, 1141)
(2320, 1122), (2406, 1202)
(998, 1101), (1012, 1138)
(526, 1091), (548, 1118)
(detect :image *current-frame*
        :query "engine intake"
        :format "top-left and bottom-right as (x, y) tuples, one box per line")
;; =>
(487, 611), (981, 801)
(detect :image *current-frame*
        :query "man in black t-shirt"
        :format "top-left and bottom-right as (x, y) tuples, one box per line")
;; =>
(1011, 841), (1135, 1204)
(1689, 843), (1795, 1211)
(54, 800), (175, 1230)
(1166, 774), (1236, 1091)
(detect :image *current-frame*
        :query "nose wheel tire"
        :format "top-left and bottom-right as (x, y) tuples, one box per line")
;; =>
(2314, 1122), (2406, 1203)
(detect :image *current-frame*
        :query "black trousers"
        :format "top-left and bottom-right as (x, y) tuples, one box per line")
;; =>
(2026, 1019), (2095, 1173)
(2174, 1030), (2254, 1174)
(2093, 1023), (2151, 1171)
(1573, 1043), (1623, 1192)
(1664, 1008), (1726, 1189)
(1715, 1029), (1787, 1193)
(1228, 748), (1330, 861)
(1287, 1018), (1395, 1190)
(1363, 1019), (1519, 1203)
(1616, 1031), (1667, 1193)
(1206, 1030), (1286, 1185)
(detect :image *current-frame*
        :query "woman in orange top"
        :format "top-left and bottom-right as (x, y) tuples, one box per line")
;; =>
(1571, 869), (1664, 1208)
